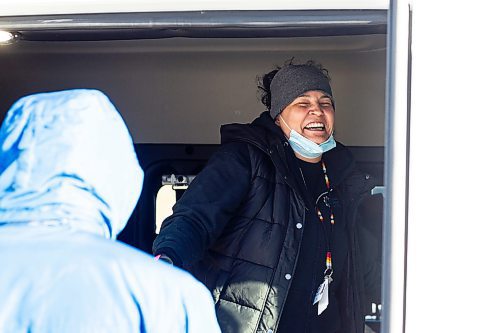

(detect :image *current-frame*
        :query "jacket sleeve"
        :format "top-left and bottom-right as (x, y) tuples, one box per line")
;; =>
(152, 142), (252, 267)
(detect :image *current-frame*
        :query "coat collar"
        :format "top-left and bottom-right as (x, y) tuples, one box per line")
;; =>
(220, 112), (361, 206)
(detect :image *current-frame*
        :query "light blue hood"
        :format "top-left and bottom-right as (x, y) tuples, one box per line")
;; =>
(0, 90), (221, 333)
(0, 89), (143, 239)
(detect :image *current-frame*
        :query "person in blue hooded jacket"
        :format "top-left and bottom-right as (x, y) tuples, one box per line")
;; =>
(0, 89), (221, 333)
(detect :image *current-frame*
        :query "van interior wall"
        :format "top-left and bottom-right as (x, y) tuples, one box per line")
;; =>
(0, 34), (386, 322)
(0, 35), (386, 146)
(0, 35), (386, 253)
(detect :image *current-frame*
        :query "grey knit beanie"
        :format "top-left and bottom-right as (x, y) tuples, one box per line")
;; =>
(270, 64), (334, 119)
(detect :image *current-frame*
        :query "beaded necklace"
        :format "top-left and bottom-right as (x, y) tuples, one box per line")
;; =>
(316, 160), (335, 274)
(312, 160), (336, 315)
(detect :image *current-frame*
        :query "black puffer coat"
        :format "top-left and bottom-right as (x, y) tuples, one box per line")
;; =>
(153, 112), (376, 333)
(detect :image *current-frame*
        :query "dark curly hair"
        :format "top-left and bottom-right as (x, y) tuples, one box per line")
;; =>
(257, 59), (331, 111)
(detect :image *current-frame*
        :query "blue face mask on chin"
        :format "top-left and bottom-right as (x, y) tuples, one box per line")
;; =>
(280, 116), (336, 159)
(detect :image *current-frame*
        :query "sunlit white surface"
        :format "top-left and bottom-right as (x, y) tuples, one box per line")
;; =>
(155, 185), (176, 234)
(406, 0), (500, 332)
(1, 0), (388, 16)
(0, 31), (14, 43)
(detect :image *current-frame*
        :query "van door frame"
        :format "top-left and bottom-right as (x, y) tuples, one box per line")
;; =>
(382, 0), (411, 333)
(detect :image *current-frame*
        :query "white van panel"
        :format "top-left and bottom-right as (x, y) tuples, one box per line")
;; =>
(405, 1), (500, 333)
(1, 0), (389, 16)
